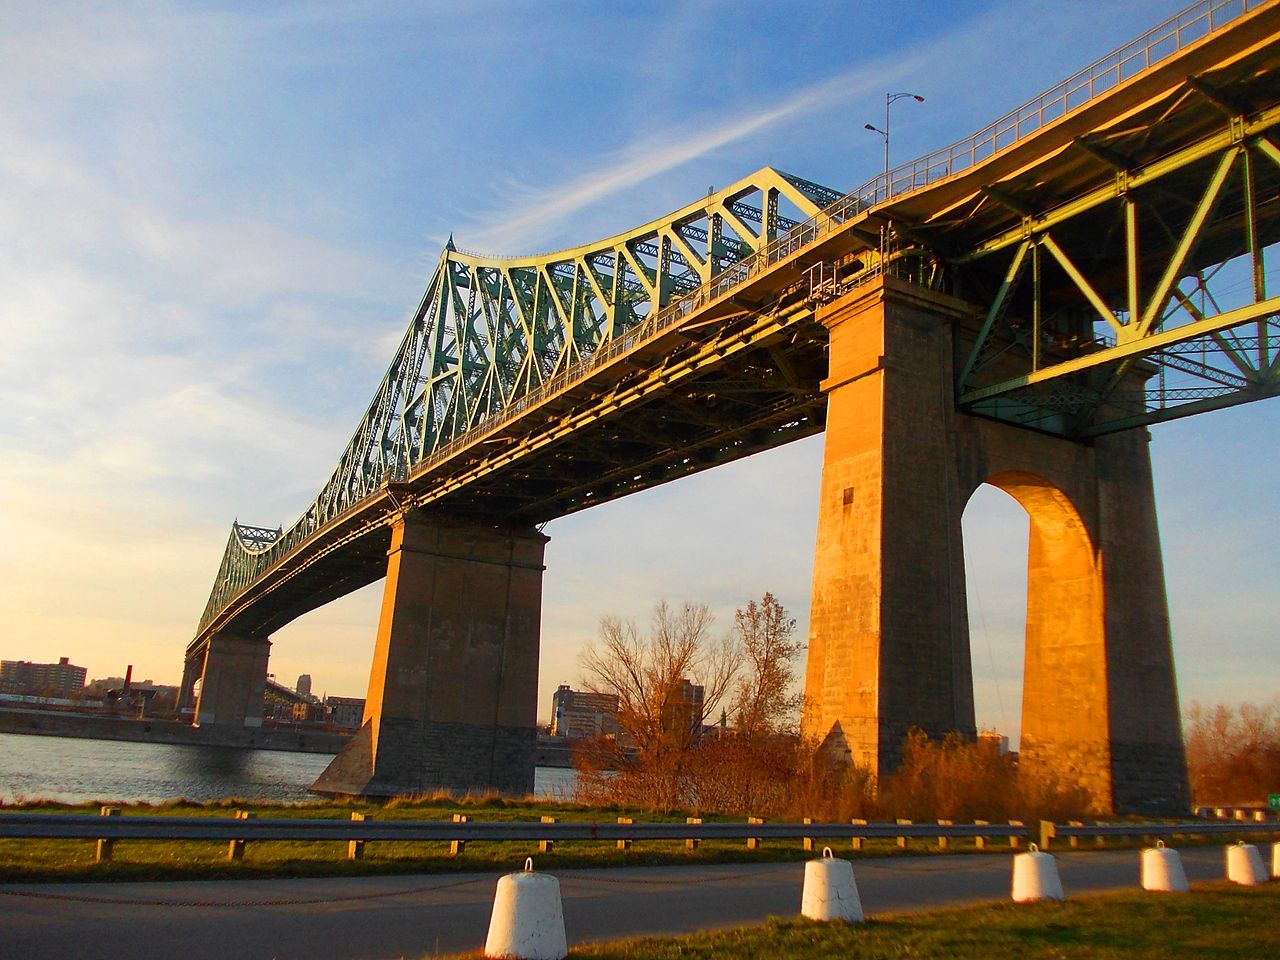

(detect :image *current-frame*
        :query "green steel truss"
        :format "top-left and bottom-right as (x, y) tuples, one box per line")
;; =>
(952, 77), (1280, 436)
(196, 0), (1278, 637)
(197, 169), (836, 631)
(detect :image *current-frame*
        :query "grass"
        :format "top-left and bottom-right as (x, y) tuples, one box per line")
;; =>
(0, 796), (1264, 885)
(444, 883), (1280, 959)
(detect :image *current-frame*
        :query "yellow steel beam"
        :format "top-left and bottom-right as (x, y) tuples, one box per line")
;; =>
(958, 103), (1280, 262)
(960, 295), (1280, 404)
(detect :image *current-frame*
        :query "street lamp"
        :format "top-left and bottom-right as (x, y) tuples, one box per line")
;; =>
(865, 92), (925, 193)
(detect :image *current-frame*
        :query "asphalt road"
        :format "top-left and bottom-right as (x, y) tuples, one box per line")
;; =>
(0, 847), (1241, 960)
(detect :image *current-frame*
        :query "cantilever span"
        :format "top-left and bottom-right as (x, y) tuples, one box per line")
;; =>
(183, 0), (1280, 809)
(195, 167), (841, 638)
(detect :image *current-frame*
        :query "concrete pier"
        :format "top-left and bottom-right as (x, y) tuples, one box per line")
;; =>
(311, 512), (546, 797)
(802, 278), (1189, 814)
(193, 632), (270, 729)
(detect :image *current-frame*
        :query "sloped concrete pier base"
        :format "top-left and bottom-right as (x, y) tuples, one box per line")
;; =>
(312, 512), (546, 798)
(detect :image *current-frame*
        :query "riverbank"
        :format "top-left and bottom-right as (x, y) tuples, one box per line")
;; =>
(0, 707), (348, 754)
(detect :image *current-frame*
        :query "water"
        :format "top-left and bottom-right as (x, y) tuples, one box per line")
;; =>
(0, 732), (576, 805)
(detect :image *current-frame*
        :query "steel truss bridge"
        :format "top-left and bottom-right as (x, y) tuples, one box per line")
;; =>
(191, 0), (1280, 663)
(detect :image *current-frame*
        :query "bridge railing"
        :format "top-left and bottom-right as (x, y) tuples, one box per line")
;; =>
(869, 0), (1268, 206)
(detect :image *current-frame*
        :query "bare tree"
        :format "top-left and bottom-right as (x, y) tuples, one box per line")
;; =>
(730, 592), (803, 738)
(1185, 699), (1280, 803)
(580, 600), (737, 753)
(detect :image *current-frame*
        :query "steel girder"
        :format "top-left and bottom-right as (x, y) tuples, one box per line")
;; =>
(196, 169), (833, 632)
(947, 58), (1280, 436)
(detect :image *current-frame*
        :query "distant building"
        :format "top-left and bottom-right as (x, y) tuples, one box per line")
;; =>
(292, 701), (324, 722)
(550, 684), (620, 739)
(296, 674), (313, 698)
(325, 695), (365, 729)
(0, 657), (87, 697)
(663, 678), (705, 740)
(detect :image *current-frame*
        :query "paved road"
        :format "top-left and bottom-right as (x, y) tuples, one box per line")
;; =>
(0, 847), (1238, 960)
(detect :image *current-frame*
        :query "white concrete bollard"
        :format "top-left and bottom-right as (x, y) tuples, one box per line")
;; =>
(1226, 842), (1267, 886)
(1273, 841), (1280, 880)
(484, 858), (568, 960)
(801, 847), (864, 922)
(1011, 843), (1065, 902)
(1141, 840), (1188, 892)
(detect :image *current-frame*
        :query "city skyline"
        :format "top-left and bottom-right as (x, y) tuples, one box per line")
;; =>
(2, 0), (1276, 740)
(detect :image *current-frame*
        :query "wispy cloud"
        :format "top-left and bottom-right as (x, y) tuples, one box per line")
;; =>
(459, 53), (923, 254)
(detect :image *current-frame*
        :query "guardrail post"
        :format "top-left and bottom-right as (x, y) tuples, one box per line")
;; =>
(747, 817), (764, 850)
(616, 817), (632, 850)
(851, 818), (867, 852)
(1008, 820), (1024, 849)
(95, 806), (120, 863)
(1094, 822), (1107, 847)
(347, 812), (369, 861)
(1039, 821), (1056, 850)
(227, 811), (253, 862)
(1068, 820), (1083, 848)
(539, 816), (556, 854)
(896, 819), (912, 849)
(1255, 811), (1268, 823)
(937, 820), (952, 850)
(450, 814), (468, 857)
(686, 817), (702, 850)
(803, 817), (815, 852)
(974, 820), (989, 850)
(1234, 809), (1248, 822)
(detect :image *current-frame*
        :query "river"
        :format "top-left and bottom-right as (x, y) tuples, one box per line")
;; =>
(0, 732), (576, 805)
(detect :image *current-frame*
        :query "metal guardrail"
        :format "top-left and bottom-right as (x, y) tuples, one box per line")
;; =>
(0, 812), (1023, 844)
(1041, 818), (1280, 849)
(2, 811), (1276, 845)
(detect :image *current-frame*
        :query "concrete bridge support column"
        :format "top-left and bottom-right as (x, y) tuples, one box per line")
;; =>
(802, 277), (1188, 815)
(311, 511), (547, 798)
(177, 654), (201, 712)
(193, 632), (270, 728)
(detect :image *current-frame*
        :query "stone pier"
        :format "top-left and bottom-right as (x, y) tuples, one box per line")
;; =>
(801, 277), (1189, 815)
(311, 512), (546, 798)
(193, 631), (270, 729)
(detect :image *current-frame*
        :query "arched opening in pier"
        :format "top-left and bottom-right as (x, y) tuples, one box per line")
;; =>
(963, 470), (1104, 779)
(961, 483), (1029, 752)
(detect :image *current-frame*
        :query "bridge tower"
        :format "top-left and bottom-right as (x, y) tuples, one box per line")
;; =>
(801, 276), (1190, 815)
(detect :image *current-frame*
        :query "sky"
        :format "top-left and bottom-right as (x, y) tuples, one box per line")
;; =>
(2, 0), (1276, 738)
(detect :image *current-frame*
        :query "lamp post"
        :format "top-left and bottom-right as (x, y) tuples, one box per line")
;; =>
(865, 92), (925, 194)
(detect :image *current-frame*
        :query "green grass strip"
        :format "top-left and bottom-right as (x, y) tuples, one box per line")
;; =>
(448, 884), (1280, 959)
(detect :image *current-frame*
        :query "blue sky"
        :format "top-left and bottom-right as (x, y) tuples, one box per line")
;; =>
(2, 0), (1275, 737)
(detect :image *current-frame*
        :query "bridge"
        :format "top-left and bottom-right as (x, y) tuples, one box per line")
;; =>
(180, 0), (1280, 813)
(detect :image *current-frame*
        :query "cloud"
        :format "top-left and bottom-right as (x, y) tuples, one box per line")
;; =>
(458, 53), (924, 255)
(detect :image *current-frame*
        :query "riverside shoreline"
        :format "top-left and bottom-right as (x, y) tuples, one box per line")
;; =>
(0, 708), (576, 766)
(0, 707), (348, 755)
